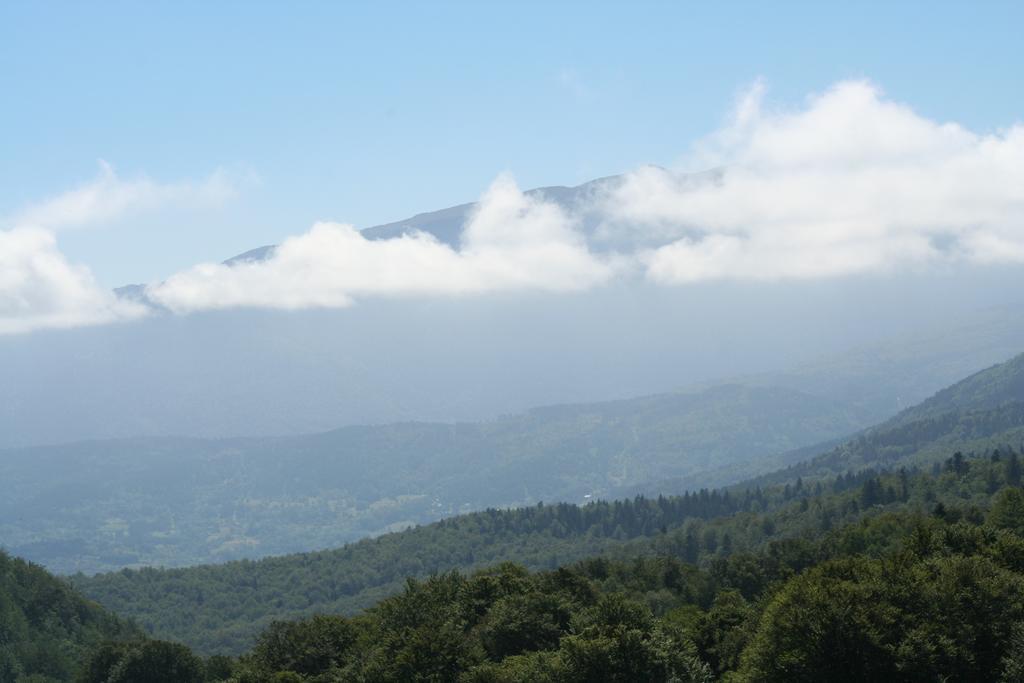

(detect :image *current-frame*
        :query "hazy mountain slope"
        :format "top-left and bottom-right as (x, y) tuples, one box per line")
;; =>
(0, 384), (867, 575)
(0, 550), (138, 681)
(359, 175), (621, 246)
(895, 351), (1024, 422)
(747, 351), (1024, 487)
(602, 348), (1024, 499)
(69, 351), (1024, 655)
(73, 433), (1023, 656)
(713, 308), (1024, 424)
(5, 323), (1024, 577)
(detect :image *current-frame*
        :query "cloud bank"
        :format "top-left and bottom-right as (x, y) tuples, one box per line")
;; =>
(4, 79), (1024, 333)
(150, 79), (1024, 317)
(608, 80), (1024, 281)
(0, 164), (238, 334)
(0, 228), (146, 335)
(146, 174), (618, 313)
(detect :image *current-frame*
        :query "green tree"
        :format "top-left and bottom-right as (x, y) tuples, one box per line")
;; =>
(479, 592), (569, 660)
(249, 614), (356, 676)
(695, 589), (753, 674)
(988, 487), (1024, 535)
(79, 640), (204, 683)
(1008, 452), (1022, 486)
(739, 553), (1024, 682)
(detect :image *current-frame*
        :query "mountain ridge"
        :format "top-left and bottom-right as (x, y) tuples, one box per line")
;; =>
(0, 382), (869, 575)
(740, 351), (1024, 489)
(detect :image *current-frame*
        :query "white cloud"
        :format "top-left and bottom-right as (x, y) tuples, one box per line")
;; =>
(9, 160), (239, 232)
(148, 82), (1024, 314)
(0, 162), (239, 334)
(0, 228), (147, 335)
(605, 80), (1024, 282)
(146, 174), (619, 313)
(6, 79), (1024, 333)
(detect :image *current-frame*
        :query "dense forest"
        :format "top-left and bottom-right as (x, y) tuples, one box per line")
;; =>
(66, 453), (1024, 681)
(6, 435), (1024, 679)
(74, 438), (1024, 655)
(0, 550), (137, 681)
(4, 352), (1023, 680)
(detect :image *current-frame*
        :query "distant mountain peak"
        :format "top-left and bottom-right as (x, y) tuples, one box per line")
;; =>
(222, 244), (277, 266)
(116, 168), (727, 300)
(358, 173), (625, 247)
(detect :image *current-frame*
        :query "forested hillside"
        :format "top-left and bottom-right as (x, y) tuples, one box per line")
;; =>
(1, 383), (869, 574)
(74, 351), (1024, 654)
(75, 453), (1024, 681)
(8, 335), (1024, 580)
(0, 550), (137, 681)
(752, 352), (1024, 486)
(75, 442), (1024, 655)
(215, 482), (1024, 682)
(896, 351), (1024, 422)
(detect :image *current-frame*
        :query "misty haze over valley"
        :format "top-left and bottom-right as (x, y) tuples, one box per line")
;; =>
(3, 3), (1024, 681)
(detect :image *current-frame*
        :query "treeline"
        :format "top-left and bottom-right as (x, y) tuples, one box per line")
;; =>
(76, 445), (1023, 654)
(71, 488), (748, 654)
(7, 449), (1024, 680)
(76, 477), (1024, 681)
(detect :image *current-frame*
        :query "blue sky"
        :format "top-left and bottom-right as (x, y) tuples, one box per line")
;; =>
(1, 0), (1023, 290)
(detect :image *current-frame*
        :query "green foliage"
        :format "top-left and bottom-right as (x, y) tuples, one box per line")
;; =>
(62, 446), (1024, 681)
(0, 551), (137, 682)
(248, 615), (355, 677)
(692, 589), (753, 674)
(1000, 622), (1024, 682)
(0, 349), (1009, 680)
(77, 640), (204, 683)
(142, 481), (1022, 681)
(478, 589), (570, 659)
(62, 352), (1024, 674)
(738, 551), (1024, 681)
(988, 486), (1024, 534)
(223, 495), (1024, 682)
(75, 443), (1024, 655)
(74, 490), (748, 653)
(220, 562), (713, 683)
